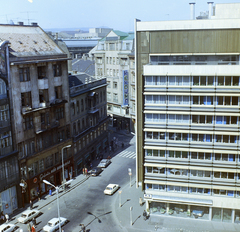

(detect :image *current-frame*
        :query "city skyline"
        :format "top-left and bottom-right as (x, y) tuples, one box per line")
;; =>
(2, 0), (240, 32)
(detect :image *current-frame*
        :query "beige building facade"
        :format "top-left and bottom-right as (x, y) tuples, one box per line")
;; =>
(136, 3), (240, 223)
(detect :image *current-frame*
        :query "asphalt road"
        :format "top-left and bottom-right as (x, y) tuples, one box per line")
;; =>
(13, 132), (136, 232)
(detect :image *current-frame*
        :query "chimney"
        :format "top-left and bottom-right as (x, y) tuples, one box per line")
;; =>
(31, 22), (38, 26)
(189, 2), (196, 20)
(208, 2), (214, 19)
(18, 22), (24, 26)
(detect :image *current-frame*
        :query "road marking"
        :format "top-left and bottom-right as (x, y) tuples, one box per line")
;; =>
(117, 151), (136, 159)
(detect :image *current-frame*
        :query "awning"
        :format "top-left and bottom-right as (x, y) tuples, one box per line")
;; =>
(151, 195), (213, 205)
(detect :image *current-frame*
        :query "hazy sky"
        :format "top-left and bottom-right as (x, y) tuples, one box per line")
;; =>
(2, 0), (240, 32)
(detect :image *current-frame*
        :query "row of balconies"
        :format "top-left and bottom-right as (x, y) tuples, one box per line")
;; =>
(22, 99), (65, 114)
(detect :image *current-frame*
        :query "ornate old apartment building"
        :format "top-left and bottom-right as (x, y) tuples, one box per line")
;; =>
(93, 30), (136, 133)
(0, 23), (72, 205)
(0, 41), (19, 214)
(136, 3), (240, 223)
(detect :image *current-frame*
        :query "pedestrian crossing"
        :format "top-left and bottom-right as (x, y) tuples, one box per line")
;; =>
(117, 150), (136, 159)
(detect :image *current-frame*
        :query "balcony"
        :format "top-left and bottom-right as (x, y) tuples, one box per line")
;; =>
(36, 121), (60, 134)
(88, 106), (99, 114)
(0, 120), (10, 128)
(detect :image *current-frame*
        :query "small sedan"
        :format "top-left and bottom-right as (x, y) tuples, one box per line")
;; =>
(43, 217), (67, 232)
(0, 224), (17, 232)
(17, 209), (40, 224)
(97, 159), (111, 168)
(89, 167), (102, 176)
(104, 184), (119, 195)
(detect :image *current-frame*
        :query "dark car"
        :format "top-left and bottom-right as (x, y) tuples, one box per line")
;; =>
(89, 167), (102, 176)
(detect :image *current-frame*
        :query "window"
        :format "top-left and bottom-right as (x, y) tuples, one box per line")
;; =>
(56, 106), (64, 120)
(37, 66), (46, 79)
(23, 115), (33, 130)
(39, 89), (48, 103)
(53, 63), (62, 77)
(55, 86), (62, 99)
(21, 92), (32, 107)
(76, 101), (79, 113)
(19, 67), (30, 82)
(113, 82), (117, 89)
(81, 99), (84, 112)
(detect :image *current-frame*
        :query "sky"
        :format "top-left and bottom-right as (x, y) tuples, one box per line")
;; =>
(1, 0), (240, 32)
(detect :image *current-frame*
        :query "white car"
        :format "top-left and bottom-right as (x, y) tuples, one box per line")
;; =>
(97, 159), (111, 168)
(0, 224), (16, 232)
(17, 209), (40, 223)
(104, 184), (119, 195)
(43, 217), (67, 232)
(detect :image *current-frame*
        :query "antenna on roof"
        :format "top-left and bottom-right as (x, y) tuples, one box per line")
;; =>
(20, 11), (37, 25)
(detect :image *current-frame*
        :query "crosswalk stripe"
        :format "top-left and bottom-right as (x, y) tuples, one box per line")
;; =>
(117, 151), (136, 159)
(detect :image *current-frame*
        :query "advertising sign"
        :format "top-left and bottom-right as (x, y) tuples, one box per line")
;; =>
(122, 70), (129, 106)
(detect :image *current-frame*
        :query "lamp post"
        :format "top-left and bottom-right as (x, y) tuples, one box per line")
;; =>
(43, 180), (61, 232)
(61, 145), (71, 186)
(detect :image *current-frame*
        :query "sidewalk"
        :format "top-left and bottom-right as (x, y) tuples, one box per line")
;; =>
(113, 181), (240, 232)
(10, 174), (89, 224)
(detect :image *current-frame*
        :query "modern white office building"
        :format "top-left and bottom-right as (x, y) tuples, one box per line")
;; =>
(93, 30), (135, 132)
(135, 3), (240, 223)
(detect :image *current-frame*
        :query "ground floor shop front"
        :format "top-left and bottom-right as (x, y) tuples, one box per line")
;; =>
(0, 186), (18, 215)
(145, 196), (240, 224)
(23, 157), (74, 203)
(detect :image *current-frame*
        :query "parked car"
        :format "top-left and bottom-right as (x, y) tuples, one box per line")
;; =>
(88, 167), (102, 176)
(97, 159), (111, 168)
(104, 184), (119, 195)
(0, 224), (16, 232)
(43, 217), (67, 232)
(17, 209), (40, 224)
(192, 210), (204, 218)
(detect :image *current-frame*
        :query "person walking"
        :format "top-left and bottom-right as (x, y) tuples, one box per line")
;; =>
(5, 213), (9, 223)
(143, 210), (147, 221)
(37, 191), (40, 201)
(31, 224), (36, 232)
(30, 200), (33, 210)
(27, 222), (31, 232)
(32, 217), (36, 226)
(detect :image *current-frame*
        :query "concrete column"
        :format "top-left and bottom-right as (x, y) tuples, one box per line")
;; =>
(30, 64), (39, 109)
(61, 61), (70, 124)
(167, 203), (169, 213)
(209, 207), (212, 221)
(47, 62), (55, 102)
(232, 209), (235, 223)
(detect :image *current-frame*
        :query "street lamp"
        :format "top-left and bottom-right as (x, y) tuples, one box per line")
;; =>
(43, 180), (62, 232)
(61, 145), (71, 186)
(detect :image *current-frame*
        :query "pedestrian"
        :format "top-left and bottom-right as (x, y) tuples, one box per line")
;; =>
(139, 197), (143, 206)
(37, 191), (40, 201)
(81, 224), (86, 232)
(30, 200), (33, 210)
(31, 224), (36, 232)
(82, 168), (85, 175)
(143, 210), (147, 221)
(5, 213), (9, 223)
(27, 222), (31, 232)
(32, 217), (36, 226)
(90, 163), (92, 168)
(122, 142), (124, 148)
(0, 211), (4, 224)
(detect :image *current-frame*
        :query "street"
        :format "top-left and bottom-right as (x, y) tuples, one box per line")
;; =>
(10, 131), (136, 232)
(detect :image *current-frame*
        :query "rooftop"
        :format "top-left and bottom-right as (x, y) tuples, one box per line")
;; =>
(0, 24), (65, 58)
